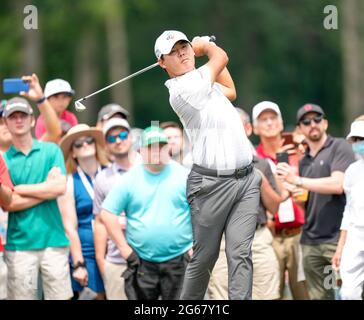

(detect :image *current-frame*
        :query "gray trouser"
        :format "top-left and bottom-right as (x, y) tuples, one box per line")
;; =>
(180, 165), (261, 300)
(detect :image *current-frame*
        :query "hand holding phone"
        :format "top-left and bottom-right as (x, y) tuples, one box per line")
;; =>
(19, 74), (44, 102)
(276, 152), (289, 164)
(3, 78), (29, 94)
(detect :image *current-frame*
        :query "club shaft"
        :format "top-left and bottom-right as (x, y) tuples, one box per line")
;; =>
(79, 62), (159, 102)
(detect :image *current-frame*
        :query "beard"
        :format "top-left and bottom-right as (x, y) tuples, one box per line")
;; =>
(308, 128), (323, 142)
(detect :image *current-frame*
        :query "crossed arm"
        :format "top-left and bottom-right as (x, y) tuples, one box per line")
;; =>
(3, 167), (66, 212)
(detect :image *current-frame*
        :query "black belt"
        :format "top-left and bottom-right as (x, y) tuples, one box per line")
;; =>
(192, 162), (254, 179)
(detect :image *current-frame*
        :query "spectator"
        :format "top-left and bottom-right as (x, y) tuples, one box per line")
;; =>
(58, 124), (108, 299)
(35, 78), (77, 140)
(20, 74), (64, 143)
(252, 101), (308, 300)
(208, 107), (281, 300)
(160, 121), (192, 168)
(277, 103), (356, 300)
(2, 97), (72, 300)
(100, 126), (192, 300)
(96, 103), (130, 130)
(0, 101), (12, 153)
(0, 155), (14, 300)
(155, 30), (260, 300)
(332, 115), (364, 300)
(93, 118), (140, 300)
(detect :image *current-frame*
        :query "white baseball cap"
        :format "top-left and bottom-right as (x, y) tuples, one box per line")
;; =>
(252, 101), (281, 122)
(154, 30), (190, 59)
(102, 118), (131, 136)
(346, 120), (364, 140)
(44, 79), (75, 98)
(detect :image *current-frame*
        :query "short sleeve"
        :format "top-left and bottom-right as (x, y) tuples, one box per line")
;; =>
(102, 178), (128, 216)
(170, 66), (213, 110)
(331, 139), (356, 173)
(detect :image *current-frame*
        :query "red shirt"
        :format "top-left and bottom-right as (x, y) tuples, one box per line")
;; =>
(35, 110), (78, 139)
(256, 143), (304, 231)
(0, 155), (14, 252)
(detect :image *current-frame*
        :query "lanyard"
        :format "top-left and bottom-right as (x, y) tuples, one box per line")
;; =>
(77, 166), (101, 200)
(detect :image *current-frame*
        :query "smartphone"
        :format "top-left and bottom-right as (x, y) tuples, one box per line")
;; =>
(276, 152), (289, 163)
(282, 132), (294, 146)
(2, 78), (29, 94)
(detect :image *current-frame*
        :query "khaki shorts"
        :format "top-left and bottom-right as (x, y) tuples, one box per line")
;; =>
(102, 260), (127, 300)
(252, 226), (280, 300)
(0, 254), (7, 300)
(5, 247), (73, 300)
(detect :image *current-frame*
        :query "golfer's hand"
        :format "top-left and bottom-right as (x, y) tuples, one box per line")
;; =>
(191, 36), (214, 57)
(21, 73), (44, 101)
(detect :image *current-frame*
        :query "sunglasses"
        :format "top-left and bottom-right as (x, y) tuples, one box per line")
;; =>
(73, 136), (95, 149)
(106, 131), (129, 143)
(300, 115), (324, 126)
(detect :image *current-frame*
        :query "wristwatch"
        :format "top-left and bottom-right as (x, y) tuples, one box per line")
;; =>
(72, 261), (87, 271)
(36, 96), (46, 104)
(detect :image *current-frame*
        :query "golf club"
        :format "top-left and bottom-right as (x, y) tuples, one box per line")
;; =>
(74, 35), (216, 112)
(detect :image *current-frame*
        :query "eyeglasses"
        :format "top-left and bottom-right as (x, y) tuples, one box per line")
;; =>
(73, 136), (95, 149)
(106, 131), (129, 143)
(300, 115), (324, 126)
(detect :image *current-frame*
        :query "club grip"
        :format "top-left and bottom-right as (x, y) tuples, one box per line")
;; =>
(209, 35), (216, 42)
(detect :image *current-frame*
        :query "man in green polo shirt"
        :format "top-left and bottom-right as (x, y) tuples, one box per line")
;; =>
(2, 97), (72, 300)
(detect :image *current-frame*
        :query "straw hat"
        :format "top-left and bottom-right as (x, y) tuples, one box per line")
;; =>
(59, 124), (105, 159)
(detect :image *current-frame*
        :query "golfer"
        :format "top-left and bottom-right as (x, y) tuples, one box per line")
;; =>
(155, 30), (261, 300)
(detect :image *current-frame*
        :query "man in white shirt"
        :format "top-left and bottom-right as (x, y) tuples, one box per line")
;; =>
(155, 30), (261, 300)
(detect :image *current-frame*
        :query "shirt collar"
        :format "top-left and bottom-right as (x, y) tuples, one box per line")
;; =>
(8, 139), (41, 156)
(256, 143), (277, 163)
(304, 135), (333, 158)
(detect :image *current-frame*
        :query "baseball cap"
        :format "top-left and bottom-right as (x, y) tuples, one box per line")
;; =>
(296, 103), (325, 124)
(140, 126), (168, 147)
(102, 118), (131, 136)
(346, 120), (364, 140)
(154, 30), (190, 59)
(3, 97), (33, 118)
(252, 101), (281, 122)
(44, 79), (75, 98)
(97, 103), (130, 122)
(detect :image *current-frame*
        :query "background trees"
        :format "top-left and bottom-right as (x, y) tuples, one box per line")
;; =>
(0, 0), (362, 136)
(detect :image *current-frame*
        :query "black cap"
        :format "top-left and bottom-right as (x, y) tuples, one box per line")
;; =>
(296, 103), (325, 124)
(97, 103), (129, 122)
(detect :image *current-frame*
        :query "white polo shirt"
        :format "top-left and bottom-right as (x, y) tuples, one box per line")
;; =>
(165, 66), (252, 170)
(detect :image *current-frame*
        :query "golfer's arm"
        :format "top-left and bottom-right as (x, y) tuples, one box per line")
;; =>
(216, 68), (236, 101)
(38, 99), (62, 143)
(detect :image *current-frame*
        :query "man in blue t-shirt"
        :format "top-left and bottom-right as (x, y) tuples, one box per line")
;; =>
(101, 126), (192, 300)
